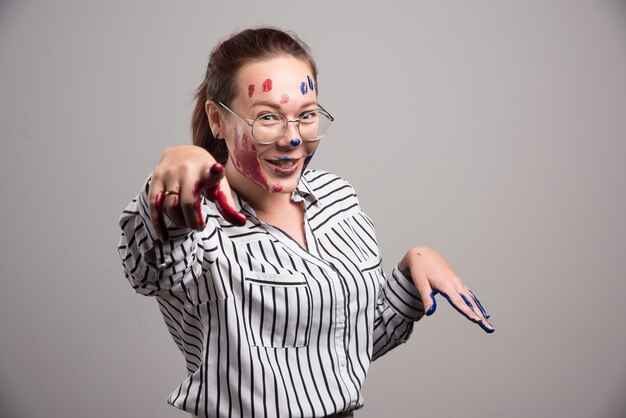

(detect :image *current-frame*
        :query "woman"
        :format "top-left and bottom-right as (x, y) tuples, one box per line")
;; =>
(118, 27), (493, 418)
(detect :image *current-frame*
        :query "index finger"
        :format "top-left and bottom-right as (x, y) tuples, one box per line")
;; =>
(440, 291), (495, 333)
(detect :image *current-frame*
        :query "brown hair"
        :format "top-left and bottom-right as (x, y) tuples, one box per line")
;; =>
(191, 27), (318, 164)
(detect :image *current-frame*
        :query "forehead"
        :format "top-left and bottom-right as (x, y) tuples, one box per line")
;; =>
(235, 55), (316, 101)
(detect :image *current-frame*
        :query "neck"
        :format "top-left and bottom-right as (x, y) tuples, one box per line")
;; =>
(226, 163), (294, 214)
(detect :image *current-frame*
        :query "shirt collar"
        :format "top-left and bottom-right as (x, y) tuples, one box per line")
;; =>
(291, 174), (322, 207)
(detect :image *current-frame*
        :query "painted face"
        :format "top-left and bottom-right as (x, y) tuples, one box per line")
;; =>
(222, 55), (321, 197)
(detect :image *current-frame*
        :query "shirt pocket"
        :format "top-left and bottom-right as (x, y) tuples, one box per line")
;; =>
(243, 270), (312, 348)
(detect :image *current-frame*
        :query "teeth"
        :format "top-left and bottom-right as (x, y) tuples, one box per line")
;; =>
(268, 159), (296, 168)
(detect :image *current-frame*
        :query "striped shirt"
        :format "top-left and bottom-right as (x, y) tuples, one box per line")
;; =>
(118, 169), (424, 418)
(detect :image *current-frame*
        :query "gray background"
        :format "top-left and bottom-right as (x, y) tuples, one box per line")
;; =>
(1, 0), (625, 417)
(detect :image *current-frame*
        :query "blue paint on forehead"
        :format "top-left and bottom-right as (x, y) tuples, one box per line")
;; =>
(300, 82), (308, 95)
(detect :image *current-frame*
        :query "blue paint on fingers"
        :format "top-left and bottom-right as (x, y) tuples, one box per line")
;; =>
(469, 291), (490, 319)
(440, 291), (481, 323)
(461, 294), (478, 316)
(425, 292), (437, 316)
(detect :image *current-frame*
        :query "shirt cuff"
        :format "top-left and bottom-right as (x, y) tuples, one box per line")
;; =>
(384, 264), (425, 321)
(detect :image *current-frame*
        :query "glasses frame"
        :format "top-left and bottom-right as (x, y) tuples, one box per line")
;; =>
(218, 101), (334, 145)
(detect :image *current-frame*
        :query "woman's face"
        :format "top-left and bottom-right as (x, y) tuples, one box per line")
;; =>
(221, 55), (321, 197)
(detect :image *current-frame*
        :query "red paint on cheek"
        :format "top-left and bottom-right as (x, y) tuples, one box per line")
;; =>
(262, 79), (272, 92)
(232, 131), (268, 189)
(280, 93), (289, 104)
(271, 184), (283, 193)
(248, 84), (255, 97)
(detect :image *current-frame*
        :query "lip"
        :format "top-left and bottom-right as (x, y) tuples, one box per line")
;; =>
(263, 157), (302, 176)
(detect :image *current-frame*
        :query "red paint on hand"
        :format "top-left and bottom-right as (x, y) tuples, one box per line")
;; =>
(262, 79), (272, 92)
(213, 188), (246, 226)
(155, 191), (168, 241)
(196, 163), (247, 226)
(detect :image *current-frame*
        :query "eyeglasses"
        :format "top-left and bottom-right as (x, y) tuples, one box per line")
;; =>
(218, 102), (334, 145)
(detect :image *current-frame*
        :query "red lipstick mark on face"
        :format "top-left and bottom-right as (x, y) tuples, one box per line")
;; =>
(280, 93), (289, 104)
(248, 84), (255, 97)
(262, 79), (273, 92)
(231, 130), (268, 190)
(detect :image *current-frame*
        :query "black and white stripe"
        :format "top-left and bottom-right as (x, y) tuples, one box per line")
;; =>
(118, 169), (424, 418)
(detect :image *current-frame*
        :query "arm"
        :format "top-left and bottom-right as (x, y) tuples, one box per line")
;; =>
(372, 265), (425, 360)
(371, 247), (494, 359)
(118, 145), (244, 296)
(118, 179), (205, 296)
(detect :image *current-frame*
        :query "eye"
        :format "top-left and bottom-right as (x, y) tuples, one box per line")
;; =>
(300, 110), (319, 123)
(257, 113), (281, 121)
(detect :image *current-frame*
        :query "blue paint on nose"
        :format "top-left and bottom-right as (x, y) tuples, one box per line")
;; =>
(290, 138), (301, 147)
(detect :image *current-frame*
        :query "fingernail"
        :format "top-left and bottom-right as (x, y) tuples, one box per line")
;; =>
(210, 162), (224, 176)
(481, 322), (495, 333)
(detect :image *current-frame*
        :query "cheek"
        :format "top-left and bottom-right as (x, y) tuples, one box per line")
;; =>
(231, 129), (268, 188)
(305, 141), (320, 156)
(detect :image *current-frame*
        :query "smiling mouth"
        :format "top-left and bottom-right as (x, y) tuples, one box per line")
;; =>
(265, 157), (299, 168)
(264, 157), (301, 174)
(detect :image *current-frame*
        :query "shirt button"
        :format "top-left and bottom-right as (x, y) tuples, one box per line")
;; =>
(340, 360), (346, 367)
(337, 315), (345, 324)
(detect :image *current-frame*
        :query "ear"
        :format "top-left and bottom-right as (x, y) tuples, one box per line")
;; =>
(205, 100), (224, 138)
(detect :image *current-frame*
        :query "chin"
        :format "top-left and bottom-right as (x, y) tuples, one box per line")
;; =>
(267, 178), (298, 194)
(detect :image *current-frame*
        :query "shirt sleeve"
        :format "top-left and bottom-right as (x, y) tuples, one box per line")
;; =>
(117, 177), (213, 297)
(372, 263), (425, 360)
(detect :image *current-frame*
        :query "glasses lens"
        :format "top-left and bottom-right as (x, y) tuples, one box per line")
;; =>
(252, 113), (287, 144)
(299, 110), (333, 140)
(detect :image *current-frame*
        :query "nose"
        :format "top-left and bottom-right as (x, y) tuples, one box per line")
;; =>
(276, 120), (301, 147)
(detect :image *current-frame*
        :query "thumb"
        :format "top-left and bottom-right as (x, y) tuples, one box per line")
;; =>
(413, 273), (437, 316)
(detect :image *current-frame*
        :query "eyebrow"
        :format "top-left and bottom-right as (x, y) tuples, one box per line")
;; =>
(250, 100), (319, 111)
